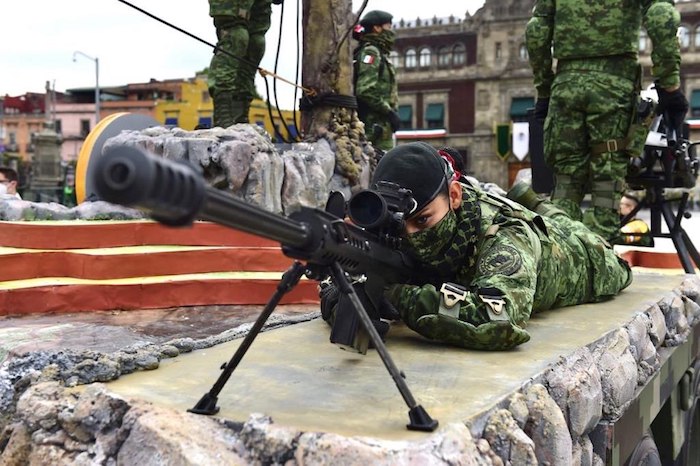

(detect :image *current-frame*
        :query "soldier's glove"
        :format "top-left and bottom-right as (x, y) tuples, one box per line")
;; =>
(388, 110), (401, 132)
(272, 0), (284, 4)
(534, 98), (549, 121)
(655, 87), (688, 133)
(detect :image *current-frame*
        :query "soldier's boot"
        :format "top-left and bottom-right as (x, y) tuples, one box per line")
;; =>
(507, 181), (569, 219)
(213, 90), (236, 128)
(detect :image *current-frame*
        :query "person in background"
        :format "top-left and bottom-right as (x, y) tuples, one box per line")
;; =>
(525, 0), (687, 244)
(0, 166), (22, 200)
(619, 192), (652, 246)
(353, 10), (400, 152)
(207, 0), (282, 128)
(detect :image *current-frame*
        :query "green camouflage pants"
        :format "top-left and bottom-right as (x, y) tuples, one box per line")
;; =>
(544, 59), (637, 242)
(208, 0), (272, 101)
(362, 111), (394, 151)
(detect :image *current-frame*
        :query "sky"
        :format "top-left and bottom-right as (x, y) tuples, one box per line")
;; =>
(1, 0), (486, 109)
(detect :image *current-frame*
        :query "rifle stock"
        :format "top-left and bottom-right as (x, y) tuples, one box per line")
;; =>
(93, 145), (413, 352)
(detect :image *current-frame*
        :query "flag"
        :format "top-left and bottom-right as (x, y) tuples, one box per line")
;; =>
(511, 122), (529, 161)
(495, 123), (510, 161)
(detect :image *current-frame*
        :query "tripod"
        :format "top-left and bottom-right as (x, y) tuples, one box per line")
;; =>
(187, 260), (439, 432)
(623, 174), (699, 274)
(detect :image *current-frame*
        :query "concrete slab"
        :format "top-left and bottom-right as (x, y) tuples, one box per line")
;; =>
(105, 272), (690, 441)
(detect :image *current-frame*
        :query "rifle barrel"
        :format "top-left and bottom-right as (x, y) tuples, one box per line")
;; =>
(93, 145), (311, 249)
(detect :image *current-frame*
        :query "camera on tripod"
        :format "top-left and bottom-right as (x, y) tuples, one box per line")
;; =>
(627, 99), (700, 191)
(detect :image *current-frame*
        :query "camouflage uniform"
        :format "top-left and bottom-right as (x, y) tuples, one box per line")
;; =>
(208, 0), (274, 127)
(386, 181), (632, 350)
(525, 0), (681, 242)
(354, 21), (399, 151)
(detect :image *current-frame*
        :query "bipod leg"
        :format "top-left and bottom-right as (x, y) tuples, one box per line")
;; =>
(682, 229), (700, 271)
(329, 262), (438, 432)
(660, 202), (697, 274)
(189, 261), (307, 415)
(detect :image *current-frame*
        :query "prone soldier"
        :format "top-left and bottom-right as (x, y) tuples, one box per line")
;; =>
(323, 142), (633, 350)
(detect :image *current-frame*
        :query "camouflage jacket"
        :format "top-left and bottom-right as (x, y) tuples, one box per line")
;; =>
(354, 37), (398, 117)
(525, 0), (681, 98)
(386, 183), (631, 351)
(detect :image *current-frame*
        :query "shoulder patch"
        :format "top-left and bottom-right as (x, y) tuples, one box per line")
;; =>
(362, 55), (375, 64)
(477, 244), (522, 276)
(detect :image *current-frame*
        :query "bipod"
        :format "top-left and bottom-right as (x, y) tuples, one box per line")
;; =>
(188, 260), (439, 432)
(623, 176), (700, 274)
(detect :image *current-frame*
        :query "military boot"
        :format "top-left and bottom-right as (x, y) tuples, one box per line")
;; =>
(213, 90), (235, 129)
(507, 181), (568, 219)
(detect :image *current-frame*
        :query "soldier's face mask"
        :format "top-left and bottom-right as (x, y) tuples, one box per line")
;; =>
(404, 207), (457, 262)
(377, 29), (395, 48)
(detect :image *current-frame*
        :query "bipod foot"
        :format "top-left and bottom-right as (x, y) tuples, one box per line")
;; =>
(407, 405), (438, 432)
(188, 392), (220, 415)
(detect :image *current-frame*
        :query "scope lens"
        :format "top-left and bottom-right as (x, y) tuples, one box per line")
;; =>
(348, 190), (388, 229)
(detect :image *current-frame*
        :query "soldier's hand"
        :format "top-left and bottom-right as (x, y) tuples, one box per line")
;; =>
(656, 87), (688, 132)
(534, 98), (549, 121)
(388, 111), (401, 132)
(319, 280), (339, 324)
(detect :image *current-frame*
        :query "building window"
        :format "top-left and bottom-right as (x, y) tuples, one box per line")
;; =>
(453, 43), (466, 66)
(164, 117), (178, 126)
(495, 42), (503, 60)
(639, 29), (648, 52)
(197, 116), (212, 129)
(510, 97), (535, 122)
(695, 26), (700, 48)
(691, 89), (700, 117)
(287, 124), (299, 139)
(419, 47), (431, 68)
(437, 47), (451, 67)
(519, 44), (528, 61)
(9, 132), (16, 145)
(405, 49), (417, 69)
(80, 119), (91, 137)
(54, 119), (62, 134)
(201, 91), (211, 103)
(389, 51), (400, 68)
(678, 25), (690, 50)
(425, 103), (444, 129)
(398, 105), (412, 129)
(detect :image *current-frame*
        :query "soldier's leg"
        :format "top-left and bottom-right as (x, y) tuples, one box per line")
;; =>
(208, 0), (255, 127)
(235, 0), (273, 123)
(584, 73), (636, 242)
(546, 78), (589, 222)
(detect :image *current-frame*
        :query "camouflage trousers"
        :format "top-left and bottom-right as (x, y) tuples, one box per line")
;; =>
(544, 58), (638, 242)
(362, 111), (394, 152)
(208, 0), (272, 101)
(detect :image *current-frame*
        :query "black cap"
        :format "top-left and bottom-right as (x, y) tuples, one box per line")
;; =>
(371, 142), (449, 215)
(360, 10), (393, 28)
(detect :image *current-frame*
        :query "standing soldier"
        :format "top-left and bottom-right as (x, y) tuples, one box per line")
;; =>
(353, 10), (400, 152)
(208, 0), (282, 128)
(525, 0), (688, 243)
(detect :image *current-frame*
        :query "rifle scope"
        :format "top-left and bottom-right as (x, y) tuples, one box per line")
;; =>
(93, 145), (311, 249)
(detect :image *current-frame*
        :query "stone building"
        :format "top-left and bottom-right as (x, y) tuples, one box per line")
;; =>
(393, 0), (700, 188)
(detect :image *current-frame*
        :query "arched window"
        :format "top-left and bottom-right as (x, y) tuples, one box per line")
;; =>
(453, 43), (466, 66)
(419, 47), (431, 68)
(519, 44), (528, 61)
(639, 29), (648, 52)
(678, 25), (691, 50)
(389, 51), (400, 68)
(438, 46), (452, 67)
(405, 49), (417, 69)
